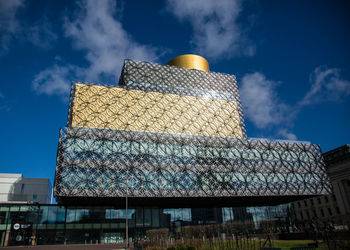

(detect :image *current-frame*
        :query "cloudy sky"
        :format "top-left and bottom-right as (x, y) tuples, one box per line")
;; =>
(0, 0), (349, 184)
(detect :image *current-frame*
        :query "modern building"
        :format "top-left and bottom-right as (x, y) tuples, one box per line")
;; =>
(0, 55), (331, 246)
(291, 144), (350, 229)
(0, 174), (52, 204)
(54, 55), (329, 206)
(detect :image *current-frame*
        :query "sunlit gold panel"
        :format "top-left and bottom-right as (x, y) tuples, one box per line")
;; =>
(167, 54), (210, 72)
(71, 83), (243, 138)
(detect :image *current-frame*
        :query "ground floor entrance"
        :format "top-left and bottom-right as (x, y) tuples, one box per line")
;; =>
(0, 203), (291, 247)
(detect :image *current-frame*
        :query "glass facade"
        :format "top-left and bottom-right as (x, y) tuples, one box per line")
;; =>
(44, 59), (331, 247)
(61, 135), (322, 186)
(55, 126), (329, 199)
(54, 60), (330, 201)
(0, 203), (292, 247)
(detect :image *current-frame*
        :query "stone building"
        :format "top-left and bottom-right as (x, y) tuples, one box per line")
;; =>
(291, 144), (350, 229)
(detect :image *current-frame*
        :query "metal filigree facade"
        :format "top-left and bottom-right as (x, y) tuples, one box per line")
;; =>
(70, 84), (243, 138)
(54, 60), (331, 201)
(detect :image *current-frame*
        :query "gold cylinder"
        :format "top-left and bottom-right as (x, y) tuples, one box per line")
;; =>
(166, 54), (209, 72)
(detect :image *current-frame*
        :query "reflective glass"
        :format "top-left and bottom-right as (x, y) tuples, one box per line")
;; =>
(57, 206), (66, 224)
(151, 208), (159, 228)
(144, 208), (151, 227)
(47, 206), (58, 224)
(66, 208), (76, 223)
(38, 206), (49, 224)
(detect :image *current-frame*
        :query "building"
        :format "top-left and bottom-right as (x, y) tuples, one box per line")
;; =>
(324, 144), (350, 218)
(0, 174), (52, 204)
(0, 55), (331, 246)
(291, 144), (350, 229)
(54, 55), (329, 206)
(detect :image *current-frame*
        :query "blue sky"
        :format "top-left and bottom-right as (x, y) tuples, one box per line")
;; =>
(0, 0), (349, 186)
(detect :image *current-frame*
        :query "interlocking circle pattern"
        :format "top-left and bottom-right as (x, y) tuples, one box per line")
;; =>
(54, 60), (331, 200)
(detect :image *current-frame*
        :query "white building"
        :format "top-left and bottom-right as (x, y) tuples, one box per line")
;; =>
(0, 173), (52, 204)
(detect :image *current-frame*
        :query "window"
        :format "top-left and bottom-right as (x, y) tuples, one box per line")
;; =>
(306, 210), (310, 219)
(21, 184), (25, 194)
(320, 208), (325, 217)
(0, 209), (8, 224)
(332, 195), (336, 202)
(336, 207), (340, 214)
(325, 196), (329, 203)
(304, 200), (307, 206)
(317, 197), (321, 204)
(310, 199), (314, 205)
(300, 212), (303, 220)
(328, 208), (332, 216)
(298, 202), (301, 208)
(33, 194), (37, 202)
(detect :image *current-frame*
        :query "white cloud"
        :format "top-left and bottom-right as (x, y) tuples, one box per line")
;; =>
(240, 66), (350, 140)
(299, 66), (350, 106)
(240, 72), (298, 140)
(33, 0), (160, 98)
(63, 0), (159, 82)
(0, 0), (24, 52)
(277, 129), (297, 141)
(27, 17), (58, 49)
(32, 63), (82, 97)
(240, 72), (291, 129)
(0, 1), (58, 52)
(166, 0), (254, 59)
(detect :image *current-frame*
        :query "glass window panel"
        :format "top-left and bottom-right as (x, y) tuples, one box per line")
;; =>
(0, 206), (9, 212)
(91, 207), (105, 223)
(144, 208), (151, 227)
(19, 206), (30, 212)
(174, 208), (184, 222)
(182, 208), (191, 222)
(9, 206), (19, 212)
(128, 208), (136, 228)
(25, 206), (39, 224)
(107, 209), (124, 220)
(106, 208), (135, 230)
(66, 208), (76, 223)
(0, 211), (7, 225)
(222, 207), (232, 223)
(75, 208), (89, 223)
(38, 206), (49, 224)
(135, 208), (143, 227)
(151, 208), (159, 228)
(56, 206), (66, 224)
(47, 206), (58, 224)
